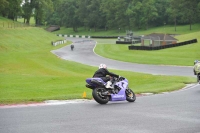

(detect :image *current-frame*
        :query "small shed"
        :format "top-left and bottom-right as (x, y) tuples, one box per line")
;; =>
(46, 25), (60, 32)
(141, 33), (178, 47)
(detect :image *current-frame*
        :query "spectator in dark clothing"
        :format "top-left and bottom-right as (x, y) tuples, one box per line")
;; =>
(93, 64), (119, 88)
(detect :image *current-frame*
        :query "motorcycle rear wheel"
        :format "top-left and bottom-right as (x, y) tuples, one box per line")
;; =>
(126, 88), (136, 102)
(92, 88), (109, 104)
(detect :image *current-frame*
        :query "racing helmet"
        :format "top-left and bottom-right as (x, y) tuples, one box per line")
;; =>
(99, 64), (107, 69)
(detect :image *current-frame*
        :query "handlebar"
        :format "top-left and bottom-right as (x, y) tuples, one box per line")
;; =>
(112, 76), (125, 82)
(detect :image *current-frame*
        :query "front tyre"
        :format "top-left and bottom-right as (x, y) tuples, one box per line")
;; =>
(92, 88), (109, 104)
(126, 88), (136, 102)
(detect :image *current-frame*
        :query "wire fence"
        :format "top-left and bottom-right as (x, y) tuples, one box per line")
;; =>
(0, 22), (43, 28)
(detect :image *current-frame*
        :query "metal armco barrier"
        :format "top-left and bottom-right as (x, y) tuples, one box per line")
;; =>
(51, 40), (67, 46)
(57, 34), (90, 38)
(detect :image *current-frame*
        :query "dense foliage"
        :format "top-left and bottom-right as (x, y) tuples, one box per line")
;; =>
(1, 0), (200, 30)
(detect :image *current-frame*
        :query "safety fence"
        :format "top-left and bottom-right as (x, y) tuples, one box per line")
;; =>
(51, 40), (67, 46)
(57, 34), (91, 38)
(0, 22), (37, 28)
(128, 39), (198, 50)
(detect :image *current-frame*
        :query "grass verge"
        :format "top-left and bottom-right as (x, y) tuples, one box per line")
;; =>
(0, 17), (196, 104)
(94, 31), (200, 66)
(53, 24), (200, 36)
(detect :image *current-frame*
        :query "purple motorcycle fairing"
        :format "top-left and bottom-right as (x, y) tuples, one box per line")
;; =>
(86, 78), (129, 101)
(86, 78), (106, 87)
(110, 80), (128, 101)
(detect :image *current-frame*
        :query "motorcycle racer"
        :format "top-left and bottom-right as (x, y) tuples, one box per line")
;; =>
(93, 64), (119, 89)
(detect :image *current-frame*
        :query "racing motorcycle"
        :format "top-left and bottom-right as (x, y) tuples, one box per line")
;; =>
(85, 76), (136, 104)
(70, 44), (74, 51)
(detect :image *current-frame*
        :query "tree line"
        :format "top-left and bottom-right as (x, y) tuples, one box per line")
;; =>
(1, 0), (200, 31)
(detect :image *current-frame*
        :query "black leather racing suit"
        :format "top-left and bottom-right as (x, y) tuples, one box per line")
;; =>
(93, 68), (119, 82)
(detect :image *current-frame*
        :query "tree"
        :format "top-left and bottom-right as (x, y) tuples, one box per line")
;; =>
(76, 0), (91, 29)
(86, 0), (105, 31)
(2, 0), (22, 21)
(114, 0), (131, 30)
(30, 0), (53, 25)
(100, 0), (118, 29)
(126, 0), (143, 29)
(0, 0), (9, 17)
(76, 0), (106, 31)
(22, 0), (32, 24)
(197, 0), (200, 22)
(153, 0), (170, 26)
(167, 0), (181, 31)
(141, 0), (158, 30)
(28, 0), (200, 31)
(178, 0), (199, 30)
(45, 0), (63, 25)
(58, 0), (80, 32)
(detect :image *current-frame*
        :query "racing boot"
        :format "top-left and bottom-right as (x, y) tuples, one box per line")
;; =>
(105, 81), (114, 89)
(105, 81), (117, 94)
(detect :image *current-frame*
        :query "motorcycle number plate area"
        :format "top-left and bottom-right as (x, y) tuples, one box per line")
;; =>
(110, 90), (126, 101)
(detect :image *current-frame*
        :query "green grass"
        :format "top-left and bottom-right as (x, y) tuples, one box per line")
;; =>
(0, 17), (196, 104)
(0, 16), (35, 29)
(94, 31), (200, 66)
(53, 27), (122, 36)
(53, 24), (200, 36)
(17, 17), (35, 25)
(134, 24), (200, 35)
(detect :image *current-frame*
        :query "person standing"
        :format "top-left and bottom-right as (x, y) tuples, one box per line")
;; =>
(194, 60), (200, 83)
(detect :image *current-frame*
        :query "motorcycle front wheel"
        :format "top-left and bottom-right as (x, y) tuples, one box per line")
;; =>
(126, 88), (136, 102)
(92, 88), (109, 104)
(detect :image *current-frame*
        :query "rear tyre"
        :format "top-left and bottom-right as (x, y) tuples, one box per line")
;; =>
(92, 88), (109, 104)
(197, 74), (200, 83)
(126, 88), (136, 102)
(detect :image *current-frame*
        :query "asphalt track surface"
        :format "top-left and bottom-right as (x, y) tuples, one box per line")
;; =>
(51, 38), (195, 77)
(0, 38), (199, 133)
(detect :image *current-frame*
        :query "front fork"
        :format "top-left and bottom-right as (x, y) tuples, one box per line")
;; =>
(125, 88), (131, 94)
